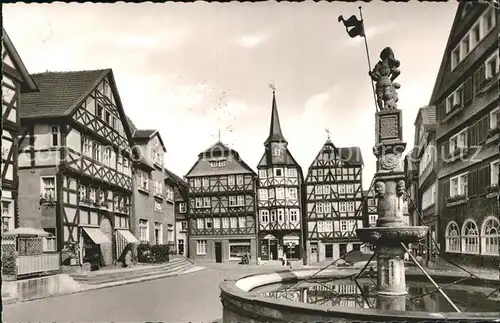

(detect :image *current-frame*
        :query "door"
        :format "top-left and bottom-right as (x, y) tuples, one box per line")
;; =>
(339, 243), (347, 258)
(99, 215), (113, 266)
(215, 242), (222, 263)
(270, 240), (278, 260)
(325, 244), (333, 258)
(178, 239), (184, 255)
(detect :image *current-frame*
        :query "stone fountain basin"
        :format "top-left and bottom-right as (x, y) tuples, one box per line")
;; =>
(219, 268), (500, 323)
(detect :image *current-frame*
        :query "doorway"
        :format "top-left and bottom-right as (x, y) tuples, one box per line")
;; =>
(269, 239), (278, 260)
(339, 243), (347, 258)
(178, 239), (184, 255)
(215, 242), (222, 263)
(325, 244), (333, 259)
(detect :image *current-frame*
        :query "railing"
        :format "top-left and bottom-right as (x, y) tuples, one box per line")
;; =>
(17, 253), (60, 276)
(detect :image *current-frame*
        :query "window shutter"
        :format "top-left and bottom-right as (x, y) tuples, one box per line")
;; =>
(474, 65), (486, 95)
(468, 170), (478, 197)
(477, 116), (489, 143)
(463, 76), (473, 106)
(443, 141), (450, 159)
(481, 165), (491, 193)
(467, 125), (474, 148)
(436, 101), (446, 123)
(442, 180), (450, 200)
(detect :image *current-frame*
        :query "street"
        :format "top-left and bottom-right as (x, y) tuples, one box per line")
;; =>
(2, 263), (278, 323)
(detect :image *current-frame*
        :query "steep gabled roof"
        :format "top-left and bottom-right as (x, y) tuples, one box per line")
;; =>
(185, 141), (257, 177)
(2, 28), (39, 93)
(264, 91), (287, 145)
(164, 167), (188, 189)
(21, 69), (109, 119)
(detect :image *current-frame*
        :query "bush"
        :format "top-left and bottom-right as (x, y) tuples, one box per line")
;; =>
(1, 251), (17, 275)
(137, 243), (169, 263)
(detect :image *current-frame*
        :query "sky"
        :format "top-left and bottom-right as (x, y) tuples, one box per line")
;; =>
(3, 1), (458, 189)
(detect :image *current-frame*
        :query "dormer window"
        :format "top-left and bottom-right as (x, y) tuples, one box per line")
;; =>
(97, 104), (103, 119)
(274, 148), (281, 156)
(485, 50), (499, 79)
(274, 168), (283, 177)
(50, 126), (59, 147)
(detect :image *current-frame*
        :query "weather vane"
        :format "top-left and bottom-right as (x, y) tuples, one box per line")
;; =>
(218, 129), (221, 142)
(269, 80), (276, 92)
(325, 128), (331, 140)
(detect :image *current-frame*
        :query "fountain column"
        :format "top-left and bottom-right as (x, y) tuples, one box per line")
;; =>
(356, 47), (428, 311)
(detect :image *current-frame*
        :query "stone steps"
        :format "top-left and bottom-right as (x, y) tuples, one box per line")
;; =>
(71, 258), (194, 285)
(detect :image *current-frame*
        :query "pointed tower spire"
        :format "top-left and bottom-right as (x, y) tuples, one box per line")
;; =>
(264, 90), (287, 145)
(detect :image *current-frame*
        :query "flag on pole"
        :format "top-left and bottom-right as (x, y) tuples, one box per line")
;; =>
(338, 14), (365, 38)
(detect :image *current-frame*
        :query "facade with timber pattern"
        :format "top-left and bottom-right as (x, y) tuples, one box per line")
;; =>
(430, 3), (499, 269)
(185, 141), (258, 263)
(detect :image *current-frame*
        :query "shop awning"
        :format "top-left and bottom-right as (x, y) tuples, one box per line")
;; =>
(263, 234), (276, 240)
(82, 227), (111, 244)
(117, 229), (140, 244)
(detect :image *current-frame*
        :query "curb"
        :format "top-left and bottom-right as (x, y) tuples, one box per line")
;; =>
(2, 266), (206, 305)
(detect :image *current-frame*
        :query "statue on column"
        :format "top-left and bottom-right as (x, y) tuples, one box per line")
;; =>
(369, 47), (401, 111)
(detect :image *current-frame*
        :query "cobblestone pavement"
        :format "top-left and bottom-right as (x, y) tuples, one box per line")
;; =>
(1, 263), (284, 323)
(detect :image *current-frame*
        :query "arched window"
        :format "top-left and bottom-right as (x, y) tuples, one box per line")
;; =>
(482, 216), (500, 255)
(445, 221), (460, 252)
(462, 220), (479, 254)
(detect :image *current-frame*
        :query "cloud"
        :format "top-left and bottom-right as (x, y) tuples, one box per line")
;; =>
(237, 34), (268, 48)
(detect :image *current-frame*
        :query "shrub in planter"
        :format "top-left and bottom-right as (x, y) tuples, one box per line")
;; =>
(486, 184), (499, 194)
(445, 194), (466, 204)
(137, 243), (170, 263)
(1, 251), (17, 276)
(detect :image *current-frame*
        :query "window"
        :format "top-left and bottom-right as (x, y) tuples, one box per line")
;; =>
(490, 107), (500, 130)
(137, 170), (149, 191)
(462, 220), (479, 254)
(83, 137), (92, 157)
(491, 160), (499, 186)
(445, 86), (463, 113)
(483, 8), (496, 33)
(449, 129), (467, 153)
(228, 176), (235, 186)
(194, 178), (201, 187)
(203, 197), (211, 208)
(236, 195), (244, 206)
(103, 148), (111, 167)
(482, 216), (499, 255)
(97, 104), (103, 119)
(369, 214), (378, 227)
(340, 220), (347, 231)
(196, 218), (204, 229)
(229, 196), (236, 206)
(276, 188), (285, 199)
(346, 185), (354, 194)
(116, 153), (123, 173)
(461, 34), (470, 57)
(181, 221), (187, 231)
(347, 202), (355, 212)
(154, 222), (163, 245)
(50, 125), (59, 146)
(270, 210), (277, 222)
(258, 189), (268, 201)
(419, 144), (433, 175)
(450, 172), (468, 197)
(323, 185), (330, 195)
(277, 209), (284, 222)
(111, 116), (117, 129)
(422, 184), (436, 210)
(213, 218), (220, 229)
(260, 210), (269, 223)
(179, 203), (187, 213)
(236, 175), (244, 185)
(290, 210), (298, 222)
(230, 217), (237, 228)
(485, 50), (499, 79)
(195, 198), (202, 208)
(1, 201), (12, 232)
(316, 203), (324, 214)
(222, 217), (229, 228)
(288, 188), (297, 200)
(287, 168), (297, 178)
(338, 185), (346, 194)
(336, 168), (342, 175)
(205, 218), (213, 229)
(202, 177), (209, 187)
(89, 188), (96, 202)
(275, 168), (283, 177)
(445, 222), (460, 253)
(339, 202), (347, 212)
(259, 169), (267, 178)
(41, 177), (56, 199)
(155, 201), (162, 212)
(471, 23), (481, 45)
(451, 47), (460, 70)
(274, 148), (281, 156)
(105, 111), (111, 124)
(139, 219), (149, 242)
(324, 203), (331, 213)
(196, 240), (207, 255)
(218, 160), (226, 167)
(238, 216), (246, 228)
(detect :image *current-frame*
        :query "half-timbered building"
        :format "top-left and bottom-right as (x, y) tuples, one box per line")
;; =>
(185, 141), (258, 263)
(127, 125), (174, 247)
(1, 29), (39, 233)
(18, 69), (138, 267)
(430, 3), (499, 269)
(363, 188), (378, 228)
(256, 91), (304, 261)
(304, 139), (365, 262)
